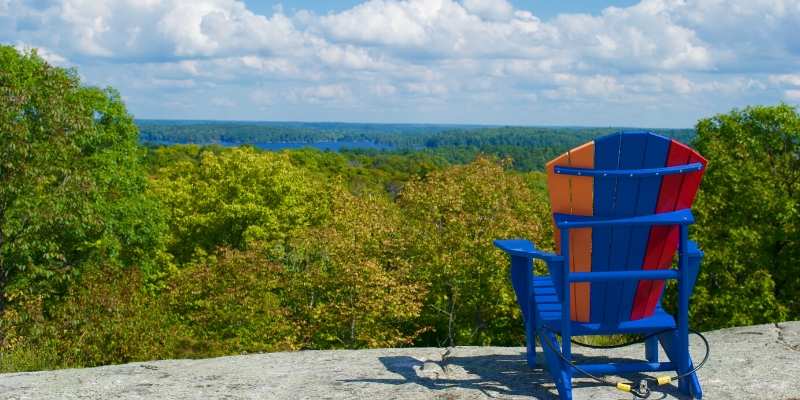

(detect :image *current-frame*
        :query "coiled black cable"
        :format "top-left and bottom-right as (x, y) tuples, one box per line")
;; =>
(539, 327), (710, 399)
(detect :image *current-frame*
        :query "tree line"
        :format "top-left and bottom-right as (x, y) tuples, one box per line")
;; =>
(138, 119), (694, 170)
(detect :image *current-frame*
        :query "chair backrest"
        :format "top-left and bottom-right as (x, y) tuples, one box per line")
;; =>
(545, 131), (706, 324)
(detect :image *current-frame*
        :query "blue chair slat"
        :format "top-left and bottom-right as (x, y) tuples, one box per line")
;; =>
(570, 269), (679, 282)
(602, 133), (649, 327)
(554, 208), (694, 228)
(554, 162), (703, 177)
(533, 277), (555, 287)
(618, 133), (670, 322)
(533, 284), (677, 335)
(536, 295), (559, 305)
(589, 133), (619, 324)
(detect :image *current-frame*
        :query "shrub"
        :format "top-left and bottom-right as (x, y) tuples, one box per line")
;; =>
(399, 157), (552, 346)
(167, 247), (300, 356)
(285, 186), (426, 348)
(1, 267), (182, 372)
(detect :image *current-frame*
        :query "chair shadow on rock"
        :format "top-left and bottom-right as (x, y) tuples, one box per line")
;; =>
(344, 351), (679, 399)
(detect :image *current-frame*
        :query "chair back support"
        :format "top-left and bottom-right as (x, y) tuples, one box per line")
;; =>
(545, 132), (706, 324)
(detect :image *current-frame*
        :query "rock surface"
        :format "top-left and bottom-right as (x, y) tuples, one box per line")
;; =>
(1, 322), (798, 399)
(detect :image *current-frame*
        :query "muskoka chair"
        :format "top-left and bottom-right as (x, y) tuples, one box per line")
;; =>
(495, 132), (707, 399)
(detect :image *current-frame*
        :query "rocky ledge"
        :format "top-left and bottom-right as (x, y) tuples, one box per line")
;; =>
(1, 322), (798, 399)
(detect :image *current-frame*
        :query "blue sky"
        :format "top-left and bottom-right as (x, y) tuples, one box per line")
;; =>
(244, 1), (640, 21)
(3, 0), (799, 127)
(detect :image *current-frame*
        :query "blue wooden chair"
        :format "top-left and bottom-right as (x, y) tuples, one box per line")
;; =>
(495, 132), (706, 399)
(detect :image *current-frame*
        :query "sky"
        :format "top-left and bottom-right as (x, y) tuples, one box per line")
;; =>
(2, 0), (799, 128)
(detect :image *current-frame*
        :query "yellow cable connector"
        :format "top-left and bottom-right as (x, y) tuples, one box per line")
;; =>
(656, 376), (672, 385)
(616, 382), (632, 392)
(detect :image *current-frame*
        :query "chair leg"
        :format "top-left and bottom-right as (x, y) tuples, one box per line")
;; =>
(525, 302), (537, 367)
(540, 329), (573, 400)
(509, 255), (539, 368)
(659, 330), (703, 399)
(645, 335), (659, 363)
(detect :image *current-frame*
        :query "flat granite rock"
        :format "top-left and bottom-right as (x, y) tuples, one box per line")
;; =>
(1, 322), (798, 399)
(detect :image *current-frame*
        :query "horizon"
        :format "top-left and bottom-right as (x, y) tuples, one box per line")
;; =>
(4, 0), (799, 127)
(134, 118), (694, 131)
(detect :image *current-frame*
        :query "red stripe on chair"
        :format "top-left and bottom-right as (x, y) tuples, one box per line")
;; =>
(630, 140), (707, 320)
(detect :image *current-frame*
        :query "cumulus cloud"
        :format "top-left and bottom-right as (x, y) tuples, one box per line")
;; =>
(462, 0), (514, 21)
(785, 90), (800, 102)
(2, 0), (798, 125)
(6, 0), (309, 61)
(289, 84), (352, 104)
(14, 42), (69, 65)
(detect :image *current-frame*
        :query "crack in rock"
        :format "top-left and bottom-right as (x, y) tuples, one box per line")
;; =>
(774, 323), (800, 352)
(417, 347), (456, 380)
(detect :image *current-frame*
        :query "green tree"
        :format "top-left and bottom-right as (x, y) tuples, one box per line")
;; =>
(149, 146), (328, 262)
(167, 247), (299, 356)
(1, 267), (182, 371)
(285, 186), (426, 348)
(399, 158), (552, 346)
(691, 104), (799, 328)
(0, 45), (167, 309)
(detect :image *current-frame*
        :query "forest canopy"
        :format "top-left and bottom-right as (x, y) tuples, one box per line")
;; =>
(1, 45), (798, 372)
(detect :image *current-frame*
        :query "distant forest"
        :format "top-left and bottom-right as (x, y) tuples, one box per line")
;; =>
(137, 120), (695, 171)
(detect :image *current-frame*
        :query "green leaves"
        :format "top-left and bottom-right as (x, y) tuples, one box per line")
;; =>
(150, 147), (329, 262)
(399, 158), (552, 345)
(0, 45), (167, 308)
(691, 104), (800, 328)
(167, 248), (298, 355)
(285, 186), (425, 348)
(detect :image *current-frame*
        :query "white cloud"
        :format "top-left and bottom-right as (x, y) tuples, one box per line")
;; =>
(3, 0), (799, 126)
(14, 42), (69, 65)
(289, 84), (352, 104)
(785, 90), (800, 102)
(318, 44), (384, 70)
(462, 0), (514, 21)
(371, 83), (397, 96)
(770, 74), (800, 87)
(6, 0), (310, 61)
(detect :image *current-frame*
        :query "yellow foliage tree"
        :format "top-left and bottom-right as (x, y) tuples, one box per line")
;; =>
(286, 185), (426, 348)
(399, 157), (552, 346)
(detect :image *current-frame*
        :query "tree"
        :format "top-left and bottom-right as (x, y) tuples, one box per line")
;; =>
(285, 186), (426, 348)
(167, 247), (298, 355)
(691, 104), (799, 328)
(149, 146), (329, 263)
(1, 267), (183, 371)
(0, 46), (167, 309)
(398, 158), (552, 346)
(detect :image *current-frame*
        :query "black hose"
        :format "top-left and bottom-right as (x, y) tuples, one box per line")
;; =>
(539, 327), (710, 399)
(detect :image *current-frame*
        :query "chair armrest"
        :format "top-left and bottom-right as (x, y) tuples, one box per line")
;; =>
(494, 239), (562, 262)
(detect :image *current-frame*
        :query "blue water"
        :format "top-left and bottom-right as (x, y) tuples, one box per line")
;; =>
(143, 139), (394, 152)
